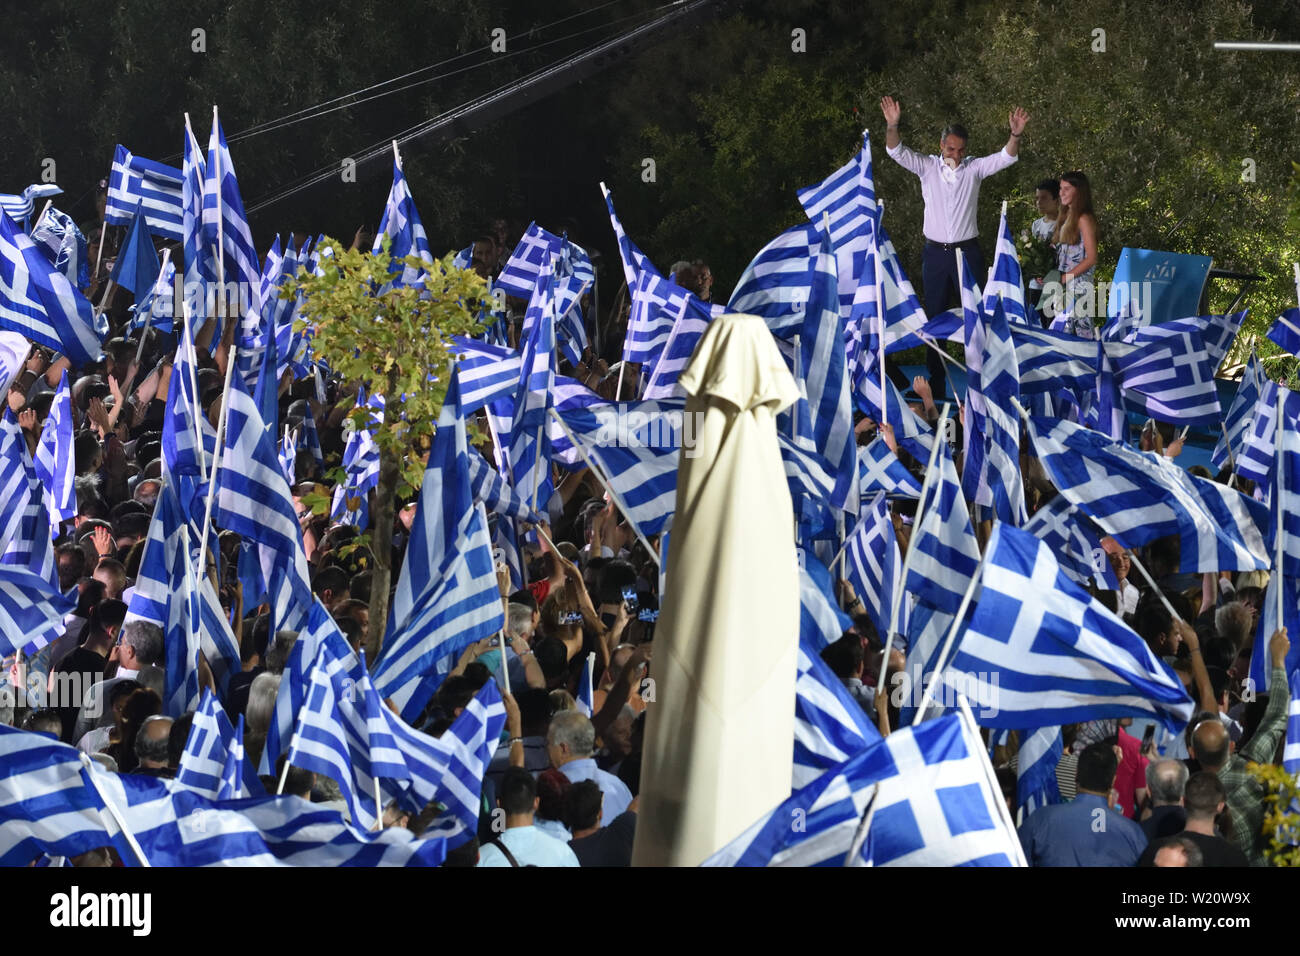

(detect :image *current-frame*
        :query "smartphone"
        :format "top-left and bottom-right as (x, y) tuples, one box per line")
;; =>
(559, 610), (584, 625)
(622, 586), (638, 612)
(638, 608), (659, 623)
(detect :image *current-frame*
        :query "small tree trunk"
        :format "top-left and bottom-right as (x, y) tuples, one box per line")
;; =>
(364, 448), (401, 664)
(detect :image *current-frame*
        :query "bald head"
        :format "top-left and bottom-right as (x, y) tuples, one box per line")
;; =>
(135, 714), (174, 768)
(1190, 718), (1230, 771)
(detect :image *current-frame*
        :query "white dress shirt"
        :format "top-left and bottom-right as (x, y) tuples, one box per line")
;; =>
(885, 143), (1018, 244)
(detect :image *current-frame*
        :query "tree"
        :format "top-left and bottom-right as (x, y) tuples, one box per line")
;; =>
(283, 239), (490, 661)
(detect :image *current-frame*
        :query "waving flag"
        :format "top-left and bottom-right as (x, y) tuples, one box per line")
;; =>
(33, 369), (74, 528)
(1023, 495), (1119, 592)
(0, 564), (74, 658)
(299, 402), (324, 474)
(0, 211), (103, 365)
(507, 263), (558, 511)
(449, 337), (522, 413)
(129, 254), (177, 334)
(1026, 414), (1270, 572)
(331, 413), (380, 529)
(161, 321), (217, 521)
(214, 369), (313, 633)
(496, 222), (592, 329)
(1234, 378), (1297, 487)
(1137, 311), (1244, 371)
(1113, 329), (1221, 426)
(1008, 324), (1098, 398)
(1017, 725), (1064, 819)
(374, 372), (504, 722)
(108, 201), (161, 297)
(958, 250), (989, 503)
(576, 653), (594, 717)
(857, 438), (922, 499)
(419, 680), (508, 843)
(30, 207), (89, 291)
(982, 205), (1028, 325)
(728, 222), (819, 334)
(799, 549), (853, 650)
(182, 118), (213, 324)
(940, 523), (1194, 732)
(1267, 308), (1300, 356)
(0, 184), (62, 227)
(794, 631), (881, 788)
(599, 183), (652, 293)
(973, 299), (1026, 525)
(844, 493), (902, 643)
(626, 267), (701, 367)
(0, 410), (56, 585)
(853, 335), (934, 459)
(202, 114), (261, 329)
(1213, 356), (1262, 472)
(106, 146), (184, 240)
(707, 710), (1021, 867)
(641, 295), (719, 401)
(177, 689), (263, 799)
(467, 449), (536, 521)
(373, 152), (433, 288)
(876, 228), (933, 352)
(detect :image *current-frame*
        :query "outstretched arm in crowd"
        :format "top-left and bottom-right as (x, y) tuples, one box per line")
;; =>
(592, 644), (650, 740)
(502, 692), (524, 769)
(1177, 618), (1218, 717)
(1240, 628), (1291, 762)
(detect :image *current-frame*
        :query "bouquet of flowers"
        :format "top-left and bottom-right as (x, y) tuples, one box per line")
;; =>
(1017, 228), (1055, 279)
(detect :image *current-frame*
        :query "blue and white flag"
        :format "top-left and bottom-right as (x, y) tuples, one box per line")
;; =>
(1136, 311), (1244, 371)
(1233, 378), (1297, 487)
(33, 369), (74, 529)
(1026, 414), (1270, 572)
(497, 222), (592, 338)
(299, 402), (324, 474)
(576, 653), (594, 718)
(374, 372), (504, 722)
(108, 201), (161, 297)
(1017, 725), (1063, 820)
(418, 679), (508, 844)
(106, 146), (184, 240)
(30, 207), (89, 291)
(972, 299), (1026, 525)
(600, 183), (652, 293)
(129, 255), (177, 335)
(1284, 670), (1300, 775)
(728, 222), (819, 334)
(794, 631), (881, 788)
(0, 211), (103, 365)
(625, 267), (700, 367)
(857, 438), (922, 499)
(0, 410), (56, 587)
(452, 243), (474, 270)
(330, 414), (380, 529)
(182, 119), (213, 325)
(1113, 329), (1221, 426)
(844, 493), (901, 643)
(707, 709), (1021, 867)
(853, 335), (934, 460)
(642, 294), (719, 401)
(1212, 356), (1261, 472)
(0, 725), (119, 865)
(202, 114), (262, 327)
(1266, 308), (1300, 356)
(449, 337), (522, 414)
(467, 448), (535, 521)
(1008, 323), (1098, 398)
(0, 565), (74, 658)
(941, 522), (1195, 731)
(161, 321), (217, 521)
(214, 370), (313, 633)
(177, 689), (263, 800)
(372, 152), (433, 288)
(507, 261), (557, 510)
(982, 205), (1029, 326)
(958, 250), (989, 504)
(799, 549), (853, 650)
(1022, 495), (1119, 592)
(0, 184), (62, 227)
(1248, 575), (1300, 694)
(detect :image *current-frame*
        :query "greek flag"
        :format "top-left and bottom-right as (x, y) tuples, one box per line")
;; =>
(1233, 378), (1297, 487)
(799, 549), (853, 649)
(278, 427), (298, 487)
(626, 267), (696, 366)
(374, 372), (503, 723)
(496, 222), (592, 320)
(1248, 576), (1300, 693)
(299, 402), (324, 474)
(1113, 329), (1221, 426)
(106, 146), (184, 240)
(467, 448), (536, 521)
(898, 440), (979, 726)
(781, 434), (844, 521)
(0, 184), (62, 227)
(161, 322), (217, 520)
(372, 152), (434, 289)
(940, 522), (1195, 731)
(1017, 726), (1063, 819)
(857, 438), (922, 499)
(1212, 356), (1261, 471)
(449, 336), (522, 413)
(214, 369), (314, 633)
(1008, 324), (1098, 398)
(577, 653), (594, 717)
(1136, 311), (1244, 371)
(876, 227), (933, 352)
(707, 709), (1021, 867)
(155, 491), (201, 718)
(853, 334), (934, 459)
(794, 631), (881, 788)
(796, 130), (879, 330)
(330, 416), (380, 529)
(972, 299), (1027, 525)
(1023, 496), (1119, 592)
(507, 261), (557, 510)
(600, 183), (652, 292)
(1267, 308), (1300, 356)
(982, 205), (1029, 325)
(177, 689), (263, 799)
(728, 222), (819, 334)
(129, 255), (177, 334)
(642, 294), (719, 400)
(182, 120), (213, 324)
(125, 480), (241, 697)
(1089, 337), (1127, 441)
(1268, 396), (1300, 579)
(1285, 670), (1300, 775)
(0, 410), (56, 586)
(30, 207), (89, 291)
(108, 201), (161, 298)
(33, 369), (74, 528)
(0, 210), (103, 365)
(418, 679), (508, 843)
(202, 116), (261, 326)
(1026, 414), (1270, 572)
(551, 403), (679, 537)
(0, 563), (74, 658)
(958, 250), (989, 504)
(0, 725), (119, 866)
(844, 493), (902, 643)
(452, 243), (474, 270)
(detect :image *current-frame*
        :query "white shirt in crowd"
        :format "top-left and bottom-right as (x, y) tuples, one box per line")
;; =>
(477, 825), (580, 867)
(885, 143), (1018, 244)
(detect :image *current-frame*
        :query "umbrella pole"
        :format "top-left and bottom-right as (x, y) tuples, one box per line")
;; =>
(548, 407), (659, 565)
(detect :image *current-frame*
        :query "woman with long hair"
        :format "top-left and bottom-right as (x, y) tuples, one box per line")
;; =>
(1054, 171), (1099, 337)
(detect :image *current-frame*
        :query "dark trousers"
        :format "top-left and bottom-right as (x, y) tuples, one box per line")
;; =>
(915, 238), (983, 402)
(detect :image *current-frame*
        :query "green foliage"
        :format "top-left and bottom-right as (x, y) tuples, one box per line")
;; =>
(1248, 762), (1300, 866)
(282, 238), (491, 508)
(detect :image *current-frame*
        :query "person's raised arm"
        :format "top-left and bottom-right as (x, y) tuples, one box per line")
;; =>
(880, 96), (924, 176)
(1004, 106), (1029, 158)
(1176, 619), (1217, 717)
(1240, 628), (1291, 763)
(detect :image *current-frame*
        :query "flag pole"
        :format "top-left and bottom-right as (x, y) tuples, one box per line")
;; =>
(955, 693), (1030, 867)
(212, 106), (227, 344)
(78, 755), (151, 866)
(877, 402), (951, 704)
(913, 540), (992, 724)
(1275, 384), (1285, 629)
(876, 201), (887, 429)
(585, 651), (595, 710)
(132, 247), (171, 369)
(195, 345), (238, 584)
(34, 200), (52, 229)
(836, 511), (848, 608)
(547, 407), (659, 565)
(91, 225), (110, 294)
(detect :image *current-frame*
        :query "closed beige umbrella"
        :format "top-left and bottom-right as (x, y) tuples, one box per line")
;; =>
(631, 313), (802, 866)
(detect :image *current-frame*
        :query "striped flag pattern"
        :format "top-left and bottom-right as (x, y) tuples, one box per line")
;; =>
(372, 154), (433, 289)
(177, 689), (263, 799)
(0, 184), (63, 226)
(982, 205), (1029, 326)
(857, 438), (922, 499)
(202, 116), (261, 330)
(1017, 725), (1064, 819)
(1008, 323), (1099, 398)
(794, 631), (881, 788)
(1023, 495), (1119, 592)
(1267, 308), (1300, 356)
(1212, 356), (1261, 471)
(33, 369), (74, 528)
(106, 145), (184, 240)
(941, 523), (1194, 732)
(1112, 329), (1221, 426)
(973, 299), (1027, 525)
(727, 221), (819, 336)
(844, 492), (902, 643)
(30, 207), (89, 291)
(182, 120), (213, 325)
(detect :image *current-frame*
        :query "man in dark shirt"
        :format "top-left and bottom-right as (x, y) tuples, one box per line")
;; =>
(49, 599), (124, 742)
(1141, 759), (1187, 842)
(565, 780), (636, 867)
(1137, 772), (1248, 867)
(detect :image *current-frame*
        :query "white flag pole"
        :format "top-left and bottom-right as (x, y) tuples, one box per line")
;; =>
(876, 200), (887, 427)
(877, 402), (951, 704)
(1275, 384), (1285, 631)
(78, 754), (151, 866)
(211, 106), (226, 339)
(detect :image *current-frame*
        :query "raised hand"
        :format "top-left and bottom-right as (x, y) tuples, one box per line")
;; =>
(1009, 107), (1030, 135)
(881, 96), (901, 126)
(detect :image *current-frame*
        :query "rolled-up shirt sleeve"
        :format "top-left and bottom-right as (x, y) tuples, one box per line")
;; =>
(966, 146), (1017, 180)
(885, 141), (927, 178)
